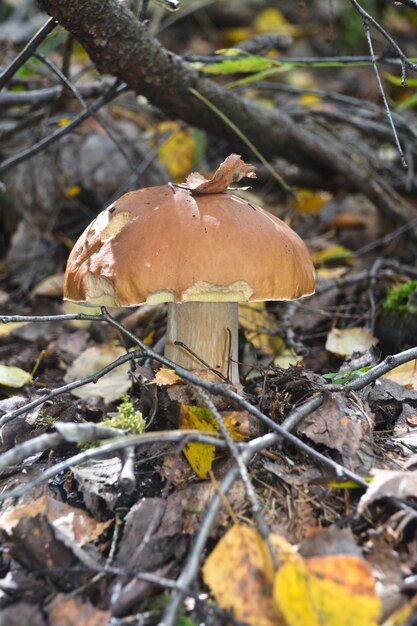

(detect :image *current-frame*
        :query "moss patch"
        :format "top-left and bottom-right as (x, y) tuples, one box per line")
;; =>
(383, 281), (417, 315)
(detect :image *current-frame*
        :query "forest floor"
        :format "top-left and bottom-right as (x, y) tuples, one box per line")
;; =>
(1, 1), (417, 625)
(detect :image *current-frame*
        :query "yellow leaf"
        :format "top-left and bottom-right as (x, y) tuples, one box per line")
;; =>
(179, 404), (217, 479)
(325, 326), (378, 358)
(57, 118), (71, 127)
(150, 367), (183, 386)
(298, 94), (323, 108)
(316, 267), (348, 280)
(289, 188), (332, 214)
(0, 364), (32, 388)
(274, 555), (380, 626)
(253, 7), (304, 36)
(203, 524), (293, 626)
(223, 27), (251, 46)
(383, 359), (417, 390)
(274, 348), (301, 369)
(152, 121), (202, 182)
(0, 321), (29, 337)
(311, 245), (353, 266)
(142, 328), (155, 346)
(239, 302), (283, 356)
(179, 405), (245, 478)
(65, 185), (81, 198)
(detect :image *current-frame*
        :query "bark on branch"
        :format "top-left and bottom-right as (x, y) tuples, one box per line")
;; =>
(38, 0), (416, 234)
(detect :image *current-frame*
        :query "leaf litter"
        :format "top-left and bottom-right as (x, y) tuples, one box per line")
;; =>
(1, 44), (417, 626)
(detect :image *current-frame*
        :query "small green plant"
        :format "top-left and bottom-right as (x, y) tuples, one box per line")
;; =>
(322, 366), (372, 385)
(35, 409), (58, 427)
(102, 394), (145, 434)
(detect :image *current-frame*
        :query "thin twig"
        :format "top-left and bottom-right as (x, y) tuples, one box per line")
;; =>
(0, 309), (371, 486)
(0, 348), (145, 428)
(0, 81), (129, 175)
(348, 0), (417, 71)
(33, 52), (136, 170)
(194, 387), (279, 568)
(0, 17), (57, 90)
(360, 16), (406, 166)
(189, 87), (294, 197)
(0, 431), (226, 500)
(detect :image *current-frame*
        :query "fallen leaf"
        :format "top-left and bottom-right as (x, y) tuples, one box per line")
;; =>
(327, 213), (373, 229)
(239, 302), (283, 356)
(298, 94), (323, 108)
(274, 554), (380, 626)
(149, 367), (183, 386)
(203, 524), (294, 626)
(64, 344), (131, 402)
(358, 469), (417, 515)
(31, 272), (65, 297)
(311, 245), (353, 266)
(179, 405), (245, 478)
(253, 7), (306, 36)
(325, 327), (378, 358)
(200, 54), (277, 76)
(316, 267), (348, 279)
(0, 321), (30, 337)
(0, 364), (32, 388)
(289, 189), (332, 214)
(186, 154), (256, 194)
(297, 392), (375, 469)
(179, 405), (218, 479)
(0, 495), (110, 545)
(48, 595), (110, 626)
(154, 121), (202, 182)
(72, 458), (122, 514)
(383, 359), (417, 390)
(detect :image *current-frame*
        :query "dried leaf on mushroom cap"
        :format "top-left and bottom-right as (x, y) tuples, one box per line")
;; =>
(185, 154), (257, 194)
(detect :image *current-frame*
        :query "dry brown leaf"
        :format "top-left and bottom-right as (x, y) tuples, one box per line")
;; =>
(48, 596), (110, 626)
(358, 469), (417, 515)
(186, 154), (256, 194)
(0, 495), (110, 545)
(149, 367), (183, 386)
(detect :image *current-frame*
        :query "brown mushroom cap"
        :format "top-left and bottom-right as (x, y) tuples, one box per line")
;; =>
(64, 185), (315, 307)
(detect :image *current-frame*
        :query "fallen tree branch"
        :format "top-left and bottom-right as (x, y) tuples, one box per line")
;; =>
(34, 0), (417, 234)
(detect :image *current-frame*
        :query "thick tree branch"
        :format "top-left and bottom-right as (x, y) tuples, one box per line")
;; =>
(37, 0), (417, 233)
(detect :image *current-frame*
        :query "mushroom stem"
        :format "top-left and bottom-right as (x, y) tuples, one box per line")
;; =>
(165, 302), (239, 384)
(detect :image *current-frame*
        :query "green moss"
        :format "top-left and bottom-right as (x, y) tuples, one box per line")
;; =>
(35, 409), (57, 427)
(102, 394), (145, 434)
(382, 281), (417, 315)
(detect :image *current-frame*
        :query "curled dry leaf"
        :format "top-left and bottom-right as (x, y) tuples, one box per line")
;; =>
(185, 153), (256, 194)
(149, 367), (183, 386)
(358, 469), (417, 515)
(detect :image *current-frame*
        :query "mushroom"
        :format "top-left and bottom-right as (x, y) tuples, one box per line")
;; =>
(63, 155), (315, 384)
